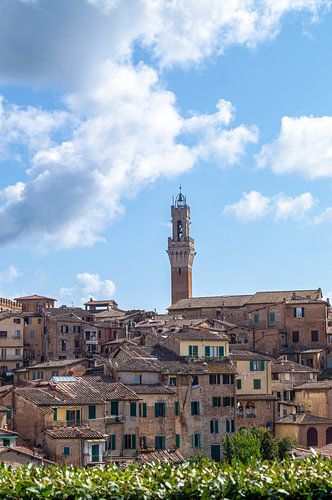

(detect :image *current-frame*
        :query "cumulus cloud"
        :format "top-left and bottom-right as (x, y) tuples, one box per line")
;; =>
(0, 66), (257, 248)
(59, 272), (116, 303)
(0, 0), (328, 248)
(224, 191), (315, 222)
(257, 115), (332, 178)
(0, 1), (328, 86)
(0, 265), (22, 282)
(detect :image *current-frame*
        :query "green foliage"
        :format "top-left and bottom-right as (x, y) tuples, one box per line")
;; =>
(0, 456), (330, 498)
(222, 428), (297, 464)
(222, 428), (262, 464)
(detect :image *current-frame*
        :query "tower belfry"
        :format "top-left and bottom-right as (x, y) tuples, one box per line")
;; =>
(167, 188), (195, 305)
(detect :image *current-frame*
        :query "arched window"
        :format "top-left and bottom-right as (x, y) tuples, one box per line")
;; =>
(237, 403), (243, 417)
(177, 220), (183, 240)
(307, 427), (318, 447)
(326, 427), (332, 444)
(245, 402), (256, 418)
(243, 336), (248, 344)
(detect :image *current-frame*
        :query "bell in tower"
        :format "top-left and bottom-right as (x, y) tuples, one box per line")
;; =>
(167, 187), (196, 305)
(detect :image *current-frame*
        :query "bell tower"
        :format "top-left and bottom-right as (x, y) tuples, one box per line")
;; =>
(167, 188), (195, 305)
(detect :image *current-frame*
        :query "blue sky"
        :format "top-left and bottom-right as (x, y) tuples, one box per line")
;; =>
(1, 0), (332, 312)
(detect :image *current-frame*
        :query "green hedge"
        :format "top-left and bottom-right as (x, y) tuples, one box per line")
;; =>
(0, 456), (331, 498)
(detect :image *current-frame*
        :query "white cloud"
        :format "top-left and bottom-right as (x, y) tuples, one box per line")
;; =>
(59, 272), (116, 303)
(257, 115), (332, 179)
(224, 191), (271, 221)
(0, 265), (22, 283)
(0, 65), (257, 248)
(224, 191), (315, 222)
(0, 1), (328, 248)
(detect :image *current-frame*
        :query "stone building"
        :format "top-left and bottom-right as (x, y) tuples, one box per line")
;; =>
(14, 358), (92, 384)
(275, 413), (332, 448)
(0, 311), (24, 377)
(229, 350), (278, 431)
(293, 380), (332, 419)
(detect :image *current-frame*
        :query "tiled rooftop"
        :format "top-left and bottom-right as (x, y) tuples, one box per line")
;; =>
(45, 427), (106, 439)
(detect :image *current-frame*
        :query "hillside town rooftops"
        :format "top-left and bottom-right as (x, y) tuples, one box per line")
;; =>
(229, 350), (272, 362)
(137, 450), (184, 464)
(15, 294), (56, 302)
(272, 360), (319, 374)
(276, 413), (332, 425)
(294, 380), (332, 390)
(125, 384), (176, 394)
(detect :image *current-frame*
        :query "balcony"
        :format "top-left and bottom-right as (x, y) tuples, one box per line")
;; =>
(105, 415), (124, 424)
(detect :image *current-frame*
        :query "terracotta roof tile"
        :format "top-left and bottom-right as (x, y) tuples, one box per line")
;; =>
(45, 427), (106, 439)
(276, 413), (332, 425)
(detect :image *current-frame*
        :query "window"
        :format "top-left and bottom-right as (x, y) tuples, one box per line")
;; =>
(24, 317), (32, 325)
(13, 330), (20, 339)
(2, 439), (10, 447)
(205, 346), (224, 358)
(175, 434), (180, 449)
(191, 401), (200, 416)
(253, 379), (261, 390)
(311, 330), (319, 342)
(189, 345), (198, 358)
(226, 420), (235, 433)
(294, 307), (304, 318)
(124, 434), (136, 449)
(53, 408), (57, 422)
(223, 397), (235, 407)
(88, 405), (96, 420)
(132, 374), (142, 384)
(272, 373), (279, 380)
(212, 396), (221, 407)
(236, 379), (242, 390)
(61, 325), (69, 334)
(110, 401), (119, 416)
(192, 433), (201, 448)
(13, 318), (20, 324)
(37, 318), (42, 325)
(52, 370), (59, 377)
(61, 340), (66, 352)
(109, 434), (116, 450)
(328, 335), (332, 343)
(29, 330), (35, 338)
(139, 436), (147, 449)
(32, 371), (43, 380)
(292, 331), (299, 343)
(250, 361), (265, 371)
(155, 402), (166, 417)
(73, 326), (81, 334)
(130, 402), (137, 417)
(169, 377), (176, 386)
(175, 402), (179, 416)
(209, 374), (220, 385)
(223, 374), (234, 384)
(63, 447), (71, 456)
(139, 403), (147, 418)
(253, 313), (259, 325)
(210, 420), (219, 433)
(15, 348), (20, 355)
(0, 332), (7, 338)
(155, 436), (166, 450)
(269, 312), (275, 324)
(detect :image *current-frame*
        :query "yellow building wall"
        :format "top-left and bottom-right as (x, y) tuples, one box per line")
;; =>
(294, 390), (328, 418)
(275, 423), (300, 443)
(235, 360), (271, 395)
(179, 339), (229, 358)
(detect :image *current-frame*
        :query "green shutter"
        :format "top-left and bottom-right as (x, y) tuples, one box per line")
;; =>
(88, 405), (96, 420)
(111, 401), (118, 416)
(219, 346), (224, 357)
(294, 307), (297, 318)
(155, 402), (159, 417)
(142, 403), (147, 418)
(259, 361), (265, 371)
(302, 307), (305, 317)
(175, 402), (179, 416)
(189, 345), (193, 357)
(191, 401), (195, 415)
(237, 379), (242, 390)
(162, 402), (166, 417)
(175, 434), (180, 448)
(130, 402), (137, 417)
(249, 360), (254, 371)
(132, 434), (136, 449)
(111, 434), (116, 450)
(205, 346), (210, 357)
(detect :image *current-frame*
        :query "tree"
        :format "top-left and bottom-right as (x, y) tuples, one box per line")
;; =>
(222, 428), (262, 464)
